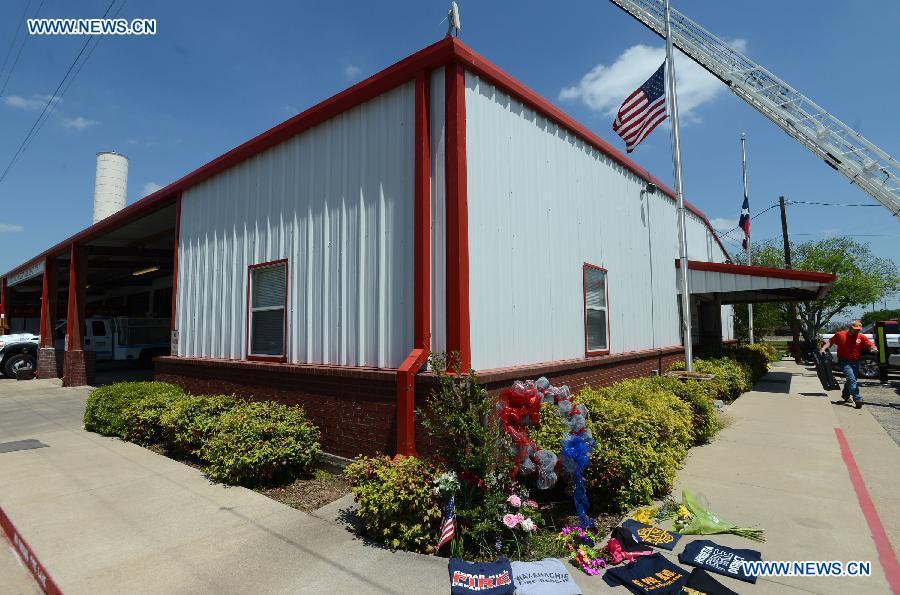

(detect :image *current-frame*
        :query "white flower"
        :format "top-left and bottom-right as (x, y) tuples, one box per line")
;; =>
(433, 471), (460, 497)
(520, 518), (537, 533)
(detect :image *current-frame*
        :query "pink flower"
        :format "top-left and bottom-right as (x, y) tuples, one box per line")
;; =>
(502, 514), (519, 529)
(526, 499), (539, 508)
(514, 513), (525, 525)
(507, 495), (522, 508)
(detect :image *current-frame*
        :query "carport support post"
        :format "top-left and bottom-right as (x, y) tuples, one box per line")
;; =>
(0, 277), (7, 334)
(63, 244), (93, 386)
(36, 257), (61, 379)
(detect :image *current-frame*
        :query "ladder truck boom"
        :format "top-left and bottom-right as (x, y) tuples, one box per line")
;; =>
(609, 0), (900, 218)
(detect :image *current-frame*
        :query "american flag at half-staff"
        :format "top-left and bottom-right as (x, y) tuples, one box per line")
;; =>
(437, 496), (456, 551)
(613, 62), (668, 153)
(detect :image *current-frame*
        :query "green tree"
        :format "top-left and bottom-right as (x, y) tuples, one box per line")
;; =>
(734, 238), (899, 342)
(861, 308), (900, 326)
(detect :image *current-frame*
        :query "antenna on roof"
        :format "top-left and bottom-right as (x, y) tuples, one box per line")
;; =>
(445, 2), (461, 37)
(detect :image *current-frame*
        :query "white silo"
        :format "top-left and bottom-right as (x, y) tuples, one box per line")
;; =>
(92, 151), (128, 224)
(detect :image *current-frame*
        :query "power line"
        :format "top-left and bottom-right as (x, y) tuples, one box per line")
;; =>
(0, 0), (120, 185)
(785, 200), (881, 208)
(0, 0), (33, 87)
(0, 0), (46, 98)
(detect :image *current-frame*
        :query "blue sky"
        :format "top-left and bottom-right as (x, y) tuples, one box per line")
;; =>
(1, 0), (898, 311)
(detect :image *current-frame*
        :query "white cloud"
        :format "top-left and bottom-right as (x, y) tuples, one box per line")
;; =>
(709, 217), (738, 234)
(142, 182), (163, 196)
(344, 64), (361, 80)
(560, 40), (747, 122)
(0, 223), (24, 232)
(61, 116), (100, 131)
(4, 94), (61, 111)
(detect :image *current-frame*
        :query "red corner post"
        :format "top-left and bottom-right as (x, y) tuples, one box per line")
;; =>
(0, 276), (7, 334)
(63, 243), (90, 386)
(36, 257), (61, 378)
(445, 61), (471, 371)
(396, 70), (432, 456)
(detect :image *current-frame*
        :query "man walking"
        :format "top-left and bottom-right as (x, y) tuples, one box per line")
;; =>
(821, 320), (878, 409)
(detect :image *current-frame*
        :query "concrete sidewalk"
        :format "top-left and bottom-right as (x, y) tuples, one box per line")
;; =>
(0, 362), (898, 594)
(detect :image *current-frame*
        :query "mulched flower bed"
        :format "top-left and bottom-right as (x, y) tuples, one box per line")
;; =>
(258, 468), (350, 512)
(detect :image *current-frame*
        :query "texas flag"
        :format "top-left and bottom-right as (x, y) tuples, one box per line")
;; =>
(738, 195), (750, 250)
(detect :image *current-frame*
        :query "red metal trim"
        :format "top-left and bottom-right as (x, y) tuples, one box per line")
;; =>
(445, 62), (471, 371)
(675, 259), (837, 283)
(38, 257), (56, 348)
(65, 244), (87, 352)
(395, 70), (433, 456)
(170, 194), (182, 334)
(583, 263), (611, 357)
(0, 277), (7, 328)
(246, 259), (288, 363)
(0, 505), (64, 595)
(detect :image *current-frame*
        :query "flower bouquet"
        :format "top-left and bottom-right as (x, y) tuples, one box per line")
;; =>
(669, 490), (765, 542)
(557, 526), (606, 575)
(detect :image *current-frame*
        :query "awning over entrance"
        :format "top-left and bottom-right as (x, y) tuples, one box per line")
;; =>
(676, 260), (836, 304)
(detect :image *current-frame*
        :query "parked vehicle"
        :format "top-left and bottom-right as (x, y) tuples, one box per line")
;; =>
(54, 316), (170, 364)
(820, 321), (900, 379)
(0, 332), (39, 378)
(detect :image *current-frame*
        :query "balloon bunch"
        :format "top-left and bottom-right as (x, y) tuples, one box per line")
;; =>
(496, 376), (597, 525)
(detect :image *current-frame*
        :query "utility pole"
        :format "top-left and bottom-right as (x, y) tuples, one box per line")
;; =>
(780, 196), (802, 362)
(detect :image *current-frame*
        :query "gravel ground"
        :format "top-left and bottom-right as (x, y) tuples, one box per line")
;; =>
(834, 368), (900, 445)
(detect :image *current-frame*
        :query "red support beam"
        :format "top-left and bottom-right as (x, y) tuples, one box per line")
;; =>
(39, 257), (57, 348)
(445, 61), (471, 371)
(0, 277), (7, 333)
(171, 193), (182, 334)
(65, 244), (87, 352)
(395, 70), (432, 456)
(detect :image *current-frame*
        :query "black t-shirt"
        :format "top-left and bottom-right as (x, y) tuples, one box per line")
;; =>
(621, 519), (682, 551)
(603, 553), (688, 595)
(448, 557), (515, 595)
(683, 568), (739, 595)
(678, 539), (761, 584)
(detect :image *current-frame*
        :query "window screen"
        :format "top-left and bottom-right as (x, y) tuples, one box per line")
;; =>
(91, 321), (107, 336)
(249, 262), (286, 356)
(584, 266), (609, 353)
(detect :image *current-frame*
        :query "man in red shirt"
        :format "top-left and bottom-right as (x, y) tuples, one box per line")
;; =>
(821, 320), (877, 409)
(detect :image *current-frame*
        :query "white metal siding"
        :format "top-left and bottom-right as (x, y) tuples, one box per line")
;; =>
(177, 83), (415, 367)
(465, 72), (687, 370)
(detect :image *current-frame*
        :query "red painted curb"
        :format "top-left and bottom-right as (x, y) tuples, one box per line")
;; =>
(0, 506), (63, 595)
(834, 428), (900, 594)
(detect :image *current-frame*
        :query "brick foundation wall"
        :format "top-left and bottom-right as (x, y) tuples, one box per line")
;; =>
(154, 346), (685, 459)
(36, 347), (64, 379)
(62, 350), (96, 387)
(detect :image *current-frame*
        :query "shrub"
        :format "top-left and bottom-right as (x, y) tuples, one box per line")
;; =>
(669, 357), (752, 402)
(122, 391), (189, 446)
(723, 345), (769, 381)
(345, 455), (442, 553)
(532, 402), (567, 453)
(160, 394), (238, 456)
(649, 376), (719, 445)
(578, 378), (692, 511)
(203, 401), (320, 485)
(84, 382), (185, 438)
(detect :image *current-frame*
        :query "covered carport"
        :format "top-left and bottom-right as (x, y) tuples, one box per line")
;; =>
(1, 195), (179, 386)
(677, 260), (837, 348)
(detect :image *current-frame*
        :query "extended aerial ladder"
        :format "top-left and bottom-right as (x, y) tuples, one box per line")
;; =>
(609, 0), (900, 218)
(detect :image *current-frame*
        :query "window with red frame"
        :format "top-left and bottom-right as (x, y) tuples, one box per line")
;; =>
(584, 265), (609, 354)
(248, 261), (287, 357)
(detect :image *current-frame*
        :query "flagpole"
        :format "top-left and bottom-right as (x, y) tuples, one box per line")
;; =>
(664, 0), (693, 371)
(741, 133), (754, 344)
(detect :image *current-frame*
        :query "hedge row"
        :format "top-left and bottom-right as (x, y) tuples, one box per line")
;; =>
(83, 382), (320, 486)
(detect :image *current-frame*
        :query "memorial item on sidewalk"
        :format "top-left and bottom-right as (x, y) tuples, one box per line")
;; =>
(678, 539), (761, 584)
(682, 568), (739, 595)
(557, 526), (606, 575)
(510, 558), (582, 595)
(496, 377), (596, 527)
(630, 506), (659, 525)
(670, 490), (766, 542)
(603, 553), (688, 595)
(621, 519), (682, 551)
(449, 557), (515, 594)
(605, 537), (653, 565)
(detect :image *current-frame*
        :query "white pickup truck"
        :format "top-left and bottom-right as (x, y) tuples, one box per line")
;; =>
(54, 316), (171, 364)
(820, 321), (900, 378)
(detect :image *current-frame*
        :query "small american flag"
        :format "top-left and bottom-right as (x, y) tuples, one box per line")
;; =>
(437, 496), (456, 551)
(738, 194), (750, 249)
(613, 62), (667, 153)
